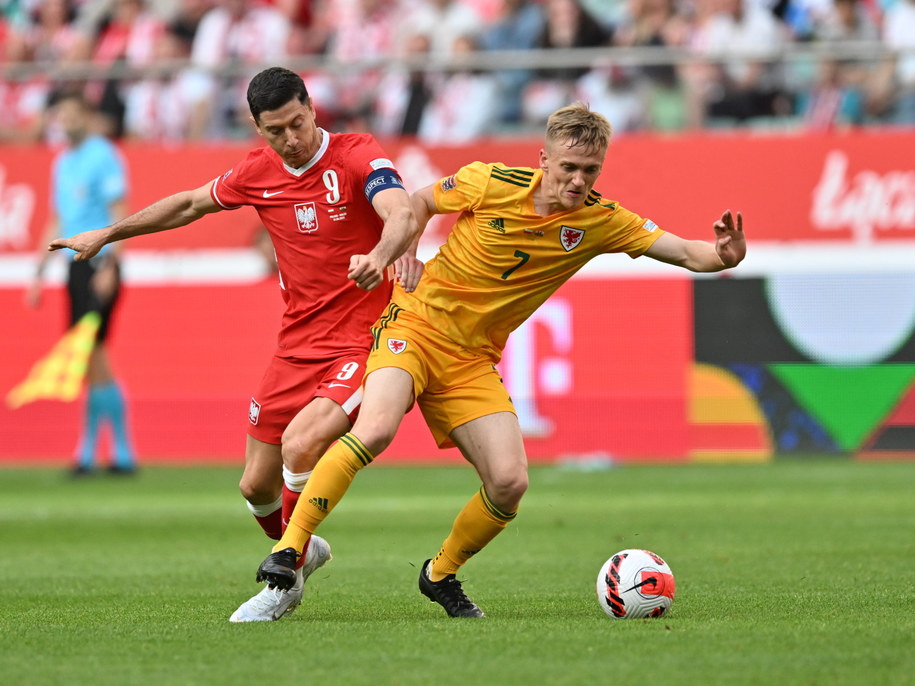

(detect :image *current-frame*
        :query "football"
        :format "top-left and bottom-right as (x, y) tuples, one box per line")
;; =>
(596, 549), (676, 619)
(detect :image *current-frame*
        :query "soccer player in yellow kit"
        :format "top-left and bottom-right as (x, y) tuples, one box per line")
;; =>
(255, 102), (746, 617)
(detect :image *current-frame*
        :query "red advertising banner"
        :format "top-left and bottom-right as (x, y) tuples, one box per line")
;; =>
(1, 129), (913, 258)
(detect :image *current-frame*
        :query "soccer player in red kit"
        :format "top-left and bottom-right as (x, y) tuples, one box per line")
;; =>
(48, 67), (420, 622)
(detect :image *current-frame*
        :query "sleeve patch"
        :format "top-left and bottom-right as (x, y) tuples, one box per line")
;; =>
(643, 219), (658, 232)
(440, 174), (457, 192)
(370, 158), (395, 171)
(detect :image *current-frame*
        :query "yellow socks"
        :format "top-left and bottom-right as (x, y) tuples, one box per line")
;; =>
(429, 486), (517, 581)
(272, 433), (374, 555)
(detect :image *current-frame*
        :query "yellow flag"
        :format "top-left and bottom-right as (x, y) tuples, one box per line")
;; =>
(6, 311), (101, 409)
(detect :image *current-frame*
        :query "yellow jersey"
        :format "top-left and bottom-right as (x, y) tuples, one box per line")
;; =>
(393, 161), (665, 361)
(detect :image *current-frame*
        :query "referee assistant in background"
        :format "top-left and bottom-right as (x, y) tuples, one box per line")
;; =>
(28, 89), (137, 476)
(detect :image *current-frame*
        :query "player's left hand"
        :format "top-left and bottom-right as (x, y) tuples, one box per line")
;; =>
(395, 254), (424, 293)
(713, 210), (746, 268)
(348, 254), (385, 290)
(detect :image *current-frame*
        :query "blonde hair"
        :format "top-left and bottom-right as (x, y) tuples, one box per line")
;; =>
(545, 102), (612, 152)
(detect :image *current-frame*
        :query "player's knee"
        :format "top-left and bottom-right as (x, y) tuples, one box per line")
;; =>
(351, 417), (397, 456)
(237, 479), (259, 504)
(238, 474), (276, 504)
(486, 469), (528, 510)
(280, 429), (323, 472)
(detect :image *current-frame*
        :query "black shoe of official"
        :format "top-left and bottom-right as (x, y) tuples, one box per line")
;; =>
(256, 548), (299, 591)
(418, 559), (485, 618)
(107, 464), (137, 476)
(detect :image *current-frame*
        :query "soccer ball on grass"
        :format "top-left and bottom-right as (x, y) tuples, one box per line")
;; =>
(595, 549), (676, 619)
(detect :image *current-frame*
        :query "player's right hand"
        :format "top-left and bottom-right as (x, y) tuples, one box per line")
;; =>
(48, 228), (107, 261)
(348, 254), (385, 290)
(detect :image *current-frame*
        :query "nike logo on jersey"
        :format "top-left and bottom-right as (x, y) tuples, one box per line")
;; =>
(262, 190), (284, 198)
(327, 383), (350, 388)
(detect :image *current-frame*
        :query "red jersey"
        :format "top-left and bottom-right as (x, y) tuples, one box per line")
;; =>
(211, 130), (401, 360)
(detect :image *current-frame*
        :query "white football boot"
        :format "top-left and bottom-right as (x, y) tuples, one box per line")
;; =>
(229, 535), (332, 622)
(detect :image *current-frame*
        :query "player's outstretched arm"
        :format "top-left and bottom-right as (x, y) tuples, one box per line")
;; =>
(348, 187), (419, 291)
(644, 210), (745, 273)
(48, 182), (221, 261)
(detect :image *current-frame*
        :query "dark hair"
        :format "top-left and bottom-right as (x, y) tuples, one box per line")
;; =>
(246, 67), (310, 121)
(48, 87), (92, 111)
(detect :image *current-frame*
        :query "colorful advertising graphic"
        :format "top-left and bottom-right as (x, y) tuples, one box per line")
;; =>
(693, 277), (915, 459)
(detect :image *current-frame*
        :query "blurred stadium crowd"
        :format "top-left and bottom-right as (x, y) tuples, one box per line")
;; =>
(1, 0), (914, 143)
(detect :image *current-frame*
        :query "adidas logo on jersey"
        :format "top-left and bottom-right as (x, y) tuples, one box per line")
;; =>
(488, 218), (506, 233)
(309, 497), (329, 512)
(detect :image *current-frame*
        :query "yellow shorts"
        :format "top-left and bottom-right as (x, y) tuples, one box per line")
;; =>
(367, 303), (516, 448)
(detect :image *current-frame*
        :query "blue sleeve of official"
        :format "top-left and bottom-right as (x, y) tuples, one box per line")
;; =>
(98, 140), (128, 204)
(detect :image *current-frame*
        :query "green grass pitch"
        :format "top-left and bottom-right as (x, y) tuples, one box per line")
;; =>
(0, 461), (913, 685)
